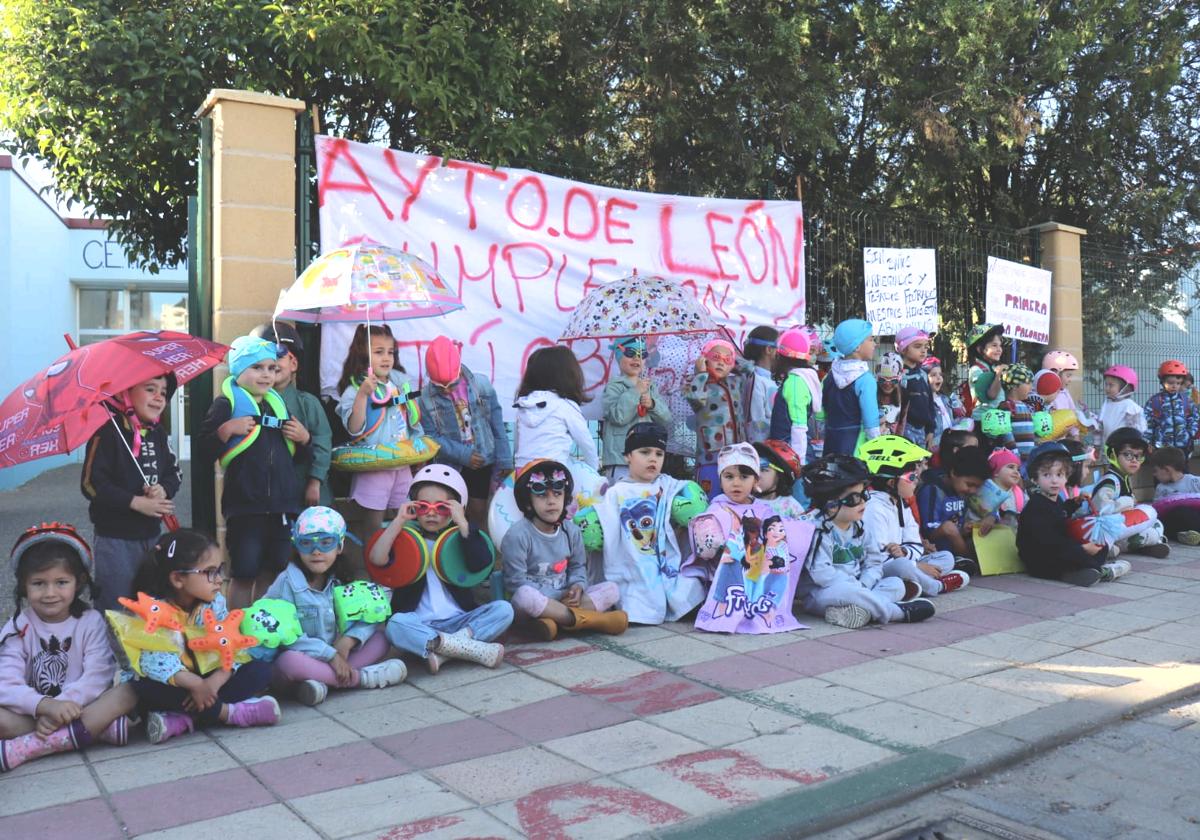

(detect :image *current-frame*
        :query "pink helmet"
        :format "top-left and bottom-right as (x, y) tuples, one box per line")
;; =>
(776, 327), (811, 360)
(801, 326), (823, 356)
(425, 336), (462, 387)
(1103, 365), (1138, 392)
(1042, 349), (1079, 372)
(411, 464), (470, 506)
(895, 327), (930, 352)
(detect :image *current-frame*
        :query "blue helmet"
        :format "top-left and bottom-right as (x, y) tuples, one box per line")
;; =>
(1023, 441), (1070, 480)
(832, 319), (874, 358)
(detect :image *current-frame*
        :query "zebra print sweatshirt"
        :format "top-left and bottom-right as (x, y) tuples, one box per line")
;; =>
(0, 609), (116, 717)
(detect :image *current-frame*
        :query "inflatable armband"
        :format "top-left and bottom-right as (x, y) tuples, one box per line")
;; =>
(574, 506), (603, 552)
(333, 581), (392, 633)
(432, 529), (495, 589)
(240, 599), (303, 649)
(186, 608), (258, 671)
(671, 481), (709, 526)
(366, 525), (431, 588)
(118, 592), (184, 633)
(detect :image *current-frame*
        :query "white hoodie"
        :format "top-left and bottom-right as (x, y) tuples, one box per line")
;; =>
(1099, 395), (1146, 445)
(863, 491), (924, 570)
(513, 390), (600, 471)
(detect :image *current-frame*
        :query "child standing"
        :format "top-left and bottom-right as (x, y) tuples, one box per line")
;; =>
(753, 440), (807, 519)
(252, 321), (333, 508)
(372, 465), (512, 673)
(858, 436), (968, 596)
(876, 352), (905, 436)
(687, 338), (755, 494)
(1042, 350), (1080, 411)
(1018, 443), (1128, 586)
(336, 324), (426, 540)
(743, 326), (780, 443)
(797, 455), (935, 628)
(1099, 365), (1146, 445)
(916, 445), (990, 559)
(1143, 360), (1198, 452)
(0, 524), (135, 772)
(923, 356), (956, 444)
(769, 327), (822, 463)
(419, 335), (513, 524)
(822, 319), (881, 456)
(502, 459), (626, 640)
(896, 328), (935, 449)
(82, 374), (181, 610)
(998, 364), (1036, 458)
(1027, 370), (1063, 416)
(964, 323), (1007, 440)
(601, 337), (671, 480)
(513, 345), (599, 472)
(126, 530), (280, 744)
(201, 336), (310, 608)
(266, 507), (406, 706)
(1147, 446), (1200, 544)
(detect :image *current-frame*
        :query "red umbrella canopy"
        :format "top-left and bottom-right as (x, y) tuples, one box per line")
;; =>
(0, 331), (227, 469)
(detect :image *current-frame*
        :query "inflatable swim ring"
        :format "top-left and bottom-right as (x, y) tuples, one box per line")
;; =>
(488, 459), (608, 546)
(331, 436), (440, 472)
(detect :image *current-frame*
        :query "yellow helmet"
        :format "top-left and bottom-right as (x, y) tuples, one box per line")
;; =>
(855, 435), (931, 477)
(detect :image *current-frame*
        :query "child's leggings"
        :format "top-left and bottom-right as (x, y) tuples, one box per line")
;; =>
(133, 660), (272, 726)
(800, 577), (906, 623)
(511, 582), (620, 620)
(273, 630), (390, 687)
(882, 551), (955, 595)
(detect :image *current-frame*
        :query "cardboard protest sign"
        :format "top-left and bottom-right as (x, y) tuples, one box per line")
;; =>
(985, 257), (1052, 344)
(973, 525), (1024, 575)
(314, 136), (805, 415)
(693, 505), (812, 633)
(863, 248), (937, 336)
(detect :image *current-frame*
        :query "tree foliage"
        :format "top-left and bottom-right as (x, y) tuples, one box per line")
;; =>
(1, 0), (1198, 273)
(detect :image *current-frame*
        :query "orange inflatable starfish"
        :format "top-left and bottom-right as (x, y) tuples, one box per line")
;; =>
(186, 608), (258, 671)
(118, 592), (184, 633)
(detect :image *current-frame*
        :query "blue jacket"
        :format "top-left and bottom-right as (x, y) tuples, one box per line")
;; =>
(901, 364), (935, 432)
(1143, 390), (1198, 449)
(418, 368), (512, 472)
(263, 563), (378, 661)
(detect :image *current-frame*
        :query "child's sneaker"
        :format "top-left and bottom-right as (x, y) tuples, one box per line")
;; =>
(147, 711), (194, 745)
(937, 571), (970, 593)
(1100, 560), (1132, 582)
(358, 659), (407, 689)
(900, 579), (922, 601)
(437, 630), (505, 668)
(1135, 542), (1171, 558)
(898, 598), (935, 623)
(227, 696), (281, 728)
(1177, 530), (1200, 546)
(1061, 567), (1102, 587)
(296, 679), (328, 706)
(824, 604), (871, 629)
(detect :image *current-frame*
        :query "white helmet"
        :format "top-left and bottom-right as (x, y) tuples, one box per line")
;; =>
(411, 464), (469, 506)
(1042, 349), (1079, 372)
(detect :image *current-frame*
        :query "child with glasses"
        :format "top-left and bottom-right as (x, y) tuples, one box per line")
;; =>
(502, 460), (627, 640)
(797, 455), (935, 629)
(372, 466), (512, 674)
(601, 337), (671, 480)
(124, 530), (280, 744)
(1088, 429), (1168, 558)
(264, 507), (406, 706)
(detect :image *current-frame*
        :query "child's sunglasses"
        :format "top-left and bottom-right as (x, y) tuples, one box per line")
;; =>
(412, 501), (453, 517)
(528, 478), (569, 495)
(617, 346), (645, 359)
(294, 533), (341, 554)
(832, 490), (870, 507)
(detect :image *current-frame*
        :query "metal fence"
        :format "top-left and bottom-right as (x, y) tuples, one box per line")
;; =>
(804, 204), (1039, 385)
(1080, 238), (1200, 411)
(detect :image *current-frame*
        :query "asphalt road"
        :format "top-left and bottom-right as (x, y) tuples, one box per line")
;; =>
(0, 463), (193, 619)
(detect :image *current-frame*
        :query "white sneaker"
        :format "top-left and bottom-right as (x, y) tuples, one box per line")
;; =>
(296, 679), (328, 706)
(436, 629), (505, 668)
(358, 659), (407, 689)
(824, 604), (871, 629)
(1100, 559), (1132, 582)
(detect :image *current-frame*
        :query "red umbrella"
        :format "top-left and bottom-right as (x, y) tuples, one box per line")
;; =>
(0, 331), (227, 469)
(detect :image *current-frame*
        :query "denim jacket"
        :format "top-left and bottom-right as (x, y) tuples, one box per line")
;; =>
(418, 368), (512, 472)
(263, 564), (378, 662)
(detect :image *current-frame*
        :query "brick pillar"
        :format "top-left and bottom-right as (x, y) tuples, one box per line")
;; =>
(195, 90), (306, 543)
(1021, 221), (1088, 403)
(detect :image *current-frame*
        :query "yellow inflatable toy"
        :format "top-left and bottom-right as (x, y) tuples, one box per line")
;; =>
(331, 436), (440, 472)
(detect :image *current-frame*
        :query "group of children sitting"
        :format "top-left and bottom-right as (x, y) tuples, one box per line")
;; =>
(3, 314), (1198, 775)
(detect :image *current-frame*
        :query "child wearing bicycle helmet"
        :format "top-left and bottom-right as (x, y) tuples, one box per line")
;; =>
(964, 323), (1007, 436)
(896, 328), (936, 449)
(753, 440), (806, 519)
(1089, 429), (1169, 558)
(998, 364), (1036, 458)
(859, 436), (966, 597)
(502, 460), (627, 640)
(821, 319), (881, 456)
(1099, 365), (1146, 445)
(1144, 360), (1197, 451)
(769, 327), (822, 462)
(796, 454), (935, 629)
(1041, 350), (1080, 411)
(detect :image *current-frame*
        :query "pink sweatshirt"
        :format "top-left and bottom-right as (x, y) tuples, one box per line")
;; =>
(0, 609), (117, 717)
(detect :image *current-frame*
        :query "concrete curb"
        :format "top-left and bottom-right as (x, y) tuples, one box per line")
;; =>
(655, 664), (1200, 839)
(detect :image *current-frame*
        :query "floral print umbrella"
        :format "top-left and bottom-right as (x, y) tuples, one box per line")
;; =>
(559, 275), (720, 341)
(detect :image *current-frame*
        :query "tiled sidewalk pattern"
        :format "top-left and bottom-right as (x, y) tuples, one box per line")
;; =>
(6, 552), (1200, 839)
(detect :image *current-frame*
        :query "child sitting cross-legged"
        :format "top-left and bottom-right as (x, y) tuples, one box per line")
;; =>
(1146, 446), (1200, 545)
(859, 436), (968, 597)
(916, 445), (991, 565)
(503, 460), (628, 640)
(1018, 443), (1130, 587)
(265, 506), (406, 706)
(797, 454), (935, 629)
(371, 465), (513, 674)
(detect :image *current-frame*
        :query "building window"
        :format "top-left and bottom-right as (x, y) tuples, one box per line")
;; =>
(77, 286), (188, 344)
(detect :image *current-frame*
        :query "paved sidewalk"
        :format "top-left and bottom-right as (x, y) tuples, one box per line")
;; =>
(4, 549), (1200, 839)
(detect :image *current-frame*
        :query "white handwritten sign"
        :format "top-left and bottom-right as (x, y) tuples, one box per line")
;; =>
(863, 248), (937, 336)
(985, 257), (1051, 344)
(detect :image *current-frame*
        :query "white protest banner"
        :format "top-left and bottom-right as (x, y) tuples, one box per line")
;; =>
(863, 247), (937, 336)
(985, 257), (1052, 344)
(315, 136), (804, 416)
